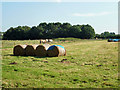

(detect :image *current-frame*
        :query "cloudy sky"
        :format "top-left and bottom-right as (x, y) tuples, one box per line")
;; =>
(2, 1), (118, 34)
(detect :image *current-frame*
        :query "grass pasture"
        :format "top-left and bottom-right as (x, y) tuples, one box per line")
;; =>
(1, 38), (119, 88)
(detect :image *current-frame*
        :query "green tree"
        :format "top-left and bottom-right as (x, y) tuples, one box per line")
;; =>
(101, 31), (110, 39)
(57, 23), (72, 38)
(22, 26), (31, 39)
(95, 34), (101, 38)
(68, 25), (81, 38)
(81, 24), (95, 39)
(3, 26), (31, 40)
(3, 22), (97, 40)
(28, 26), (44, 39)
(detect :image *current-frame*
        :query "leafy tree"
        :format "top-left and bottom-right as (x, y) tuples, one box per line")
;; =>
(3, 27), (14, 40)
(22, 26), (31, 39)
(81, 24), (95, 39)
(95, 34), (101, 38)
(3, 22), (97, 40)
(68, 25), (81, 38)
(3, 26), (31, 40)
(28, 26), (43, 39)
(57, 23), (72, 38)
(101, 31), (109, 39)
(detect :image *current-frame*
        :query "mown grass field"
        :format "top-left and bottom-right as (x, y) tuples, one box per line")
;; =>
(1, 38), (119, 88)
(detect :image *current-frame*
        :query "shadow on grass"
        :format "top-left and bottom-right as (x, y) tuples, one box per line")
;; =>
(4, 54), (55, 58)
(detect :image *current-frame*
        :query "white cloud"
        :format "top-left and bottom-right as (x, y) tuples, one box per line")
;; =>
(55, 0), (62, 3)
(73, 12), (111, 17)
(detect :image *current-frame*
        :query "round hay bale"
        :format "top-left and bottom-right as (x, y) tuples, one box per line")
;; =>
(108, 39), (113, 42)
(25, 45), (38, 56)
(35, 44), (50, 57)
(47, 45), (66, 57)
(13, 45), (27, 56)
(113, 39), (119, 42)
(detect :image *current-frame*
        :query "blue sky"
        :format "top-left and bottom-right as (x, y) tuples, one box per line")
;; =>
(2, 2), (118, 34)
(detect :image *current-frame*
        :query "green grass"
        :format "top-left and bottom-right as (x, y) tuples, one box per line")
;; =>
(53, 37), (81, 41)
(1, 39), (119, 88)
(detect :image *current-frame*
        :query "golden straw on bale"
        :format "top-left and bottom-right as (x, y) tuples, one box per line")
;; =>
(35, 44), (50, 57)
(13, 45), (27, 56)
(47, 45), (66, 57)
(25, 45), (38, 56)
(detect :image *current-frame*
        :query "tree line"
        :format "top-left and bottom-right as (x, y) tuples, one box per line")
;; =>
(2, 22), (120, 40)
(95, 31), (120, 39)
(3, 22), (95, 40)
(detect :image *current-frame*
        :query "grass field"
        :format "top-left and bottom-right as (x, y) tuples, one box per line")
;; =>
(1, 38), (119, 88)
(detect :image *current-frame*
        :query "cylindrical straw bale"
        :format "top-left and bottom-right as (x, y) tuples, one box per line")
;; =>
(113, 39), (118, 42)
(108, 39), (113, 42)
(25, 45), (38, 56)
(13, 45), (27, 56)
(35, 44), (50, 57)
(47, 45), (66, 57)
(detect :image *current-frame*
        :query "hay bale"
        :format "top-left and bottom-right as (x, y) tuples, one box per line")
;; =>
(35, 44), (50, 57)
(108, 39), (120, 42)
(25, 45), (38, 56)
(108, 40), (111, 42)
(113, 39), (118, 42)
(47, 45), (66, 57)
(13, 45), (27, 56)
(108, 39), (113, 42)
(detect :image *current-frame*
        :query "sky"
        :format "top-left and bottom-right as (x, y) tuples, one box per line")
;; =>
(2, 1), (118, 34)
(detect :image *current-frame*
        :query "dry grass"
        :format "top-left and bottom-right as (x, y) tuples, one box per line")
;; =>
(2, 39), (119, 88)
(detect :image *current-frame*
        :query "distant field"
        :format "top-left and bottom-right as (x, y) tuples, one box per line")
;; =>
(1, 38), (119, 88)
